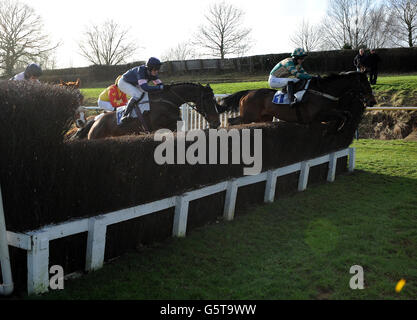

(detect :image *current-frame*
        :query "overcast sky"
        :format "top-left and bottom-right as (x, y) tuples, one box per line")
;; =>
(20, 0), (328, 68)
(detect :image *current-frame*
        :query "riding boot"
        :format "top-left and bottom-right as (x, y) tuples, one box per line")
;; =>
(287, 81), (296, 106)
(120, 98), (137, 123)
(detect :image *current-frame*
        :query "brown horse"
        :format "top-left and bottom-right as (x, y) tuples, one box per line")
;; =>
(218, 72), (376, 130)
(84, 83), (220, 140)
(59, 78), (81, 88)
(57, 79), (86, 128)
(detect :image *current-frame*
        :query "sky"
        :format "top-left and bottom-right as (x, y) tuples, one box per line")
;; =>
(20, 0), (329, 69)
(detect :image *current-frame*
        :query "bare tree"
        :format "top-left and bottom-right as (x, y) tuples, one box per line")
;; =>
(193, 1), (252, 59)
(366, 5), (396, 49)
(290, 19), (322, 52)
(162, 42), (199, 61)
(0, 0), (58, 76)
(78, 19), (137, 65)
(320, 0), (390, 50)
(387, 0), (417, 47)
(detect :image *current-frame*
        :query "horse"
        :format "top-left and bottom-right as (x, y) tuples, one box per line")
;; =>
(84, 83), (220, 140)
(59, 78), (81, 89)
(57, 79), (86, 128)
(217, 72), (377, 131)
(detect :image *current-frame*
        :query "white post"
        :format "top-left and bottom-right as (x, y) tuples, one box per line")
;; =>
(327, 153), (337, 182)
(0, 185), (14, 296)
(181, 105), (189, 131)
(223, 180), (238, 221)
(264, 170), (278, 203)
(85, 216), (107, 272)
(27, 232), (50, 295)
(173, 195), (189, 237)
(298, 161), (310, 192)
(349, 148), (356, 173)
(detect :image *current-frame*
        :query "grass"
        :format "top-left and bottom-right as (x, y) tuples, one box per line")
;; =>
(80, 74), (417, 107)
(28, 139), (417, 300)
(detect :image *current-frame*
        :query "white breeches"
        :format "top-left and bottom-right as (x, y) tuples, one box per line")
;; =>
(97, 100), (116, 111)
(268, 75), (300, 89)
(118, 78), (148, 100)
(117, 78), (150, 112)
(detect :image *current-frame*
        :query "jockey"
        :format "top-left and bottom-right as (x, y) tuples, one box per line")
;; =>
(10, 63), (43, 82)
(97, 75), (128, 111)
(118, 57), (164, 127)
(269, 48), (312, 105)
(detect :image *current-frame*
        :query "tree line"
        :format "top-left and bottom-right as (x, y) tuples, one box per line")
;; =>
(0, 0), (416, 77)
(291, 0), (417, 51)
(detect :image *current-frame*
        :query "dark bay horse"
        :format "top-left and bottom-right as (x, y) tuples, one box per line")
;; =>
(218, 72), (376, 130)
(84, 83), (220, 140)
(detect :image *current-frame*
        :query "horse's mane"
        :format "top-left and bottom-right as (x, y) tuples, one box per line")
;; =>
(166, 82), (206, 88)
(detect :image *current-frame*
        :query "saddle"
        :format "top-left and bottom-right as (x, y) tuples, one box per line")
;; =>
(272, 79), (311, 105)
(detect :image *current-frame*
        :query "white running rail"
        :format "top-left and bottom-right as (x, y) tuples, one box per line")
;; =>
(1, 147), (356, 295)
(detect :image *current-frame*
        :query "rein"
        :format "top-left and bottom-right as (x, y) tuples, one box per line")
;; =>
(307, 89), (339, 102)
(165, 85), (211, 118)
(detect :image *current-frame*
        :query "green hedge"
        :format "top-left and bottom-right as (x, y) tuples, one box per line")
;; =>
(17, 47), (417, 86)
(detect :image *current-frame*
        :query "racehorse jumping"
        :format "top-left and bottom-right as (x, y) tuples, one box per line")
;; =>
(82, 83), (220, 140)
(217, 72), (376, 131)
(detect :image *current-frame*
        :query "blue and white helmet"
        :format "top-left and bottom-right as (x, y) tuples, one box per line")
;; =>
(147, 57), (162, 70)
(291, 48), (308, 58)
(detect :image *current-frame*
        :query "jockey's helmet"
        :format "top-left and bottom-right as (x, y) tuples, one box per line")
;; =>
(147, 57), (162, 71)
(291, 48), (308, 59)
(24, 63), (43, 78)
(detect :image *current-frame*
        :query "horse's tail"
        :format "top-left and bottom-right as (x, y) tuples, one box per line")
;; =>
(217, 90), (251, 113)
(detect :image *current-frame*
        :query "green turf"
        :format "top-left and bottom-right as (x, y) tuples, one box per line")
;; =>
(28, 139), (417, 300)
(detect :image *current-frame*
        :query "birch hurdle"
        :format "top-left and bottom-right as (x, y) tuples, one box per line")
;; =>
(2, 148), (356, 295)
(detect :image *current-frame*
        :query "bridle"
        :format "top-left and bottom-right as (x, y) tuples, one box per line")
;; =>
(308, 76), (373, 106)
(74, 106), (86, 128)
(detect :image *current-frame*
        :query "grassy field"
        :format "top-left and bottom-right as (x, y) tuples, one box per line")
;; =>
(28, 139), (417, 300)
(80, 74), (417, 107)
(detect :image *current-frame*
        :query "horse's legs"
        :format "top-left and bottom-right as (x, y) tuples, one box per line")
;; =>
(317, 109), (350, 132)
(71, 119), (95, 140)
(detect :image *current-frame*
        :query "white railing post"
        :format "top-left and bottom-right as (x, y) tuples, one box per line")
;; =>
(327, 153), (337, 182)
(223, 180), (238, 221)
(298, 161), (310, 192)
(181, 105), (189, 132)
(27, 232), (50, 295)
(264, 170), (278, 203)
(173, 195), (190, 237)
(85, 216), (107, 272)
(349, 148), (356, 173)
(0, 185), (14, 296)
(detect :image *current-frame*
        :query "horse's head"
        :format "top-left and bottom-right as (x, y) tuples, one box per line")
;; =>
(317, 72), (376, 107)
(357, 72), (377, 107)
(199, 84), (221, 128)
(74, 106), (86, 128)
